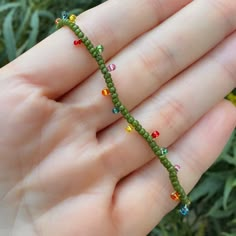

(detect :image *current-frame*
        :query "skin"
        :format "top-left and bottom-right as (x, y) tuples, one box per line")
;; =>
(0, 0), (236, 235)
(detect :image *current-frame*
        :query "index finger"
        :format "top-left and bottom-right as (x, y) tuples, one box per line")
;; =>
(0, 0), (192, 99)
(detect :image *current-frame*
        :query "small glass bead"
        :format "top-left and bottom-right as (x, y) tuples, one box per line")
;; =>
(74, 40), (82, 46)
(62, 11), (69, 19)
(126, 125), (134, 133)
(151, 130), (160, 138)
(171, 191), (180, 201)
(112, 108), (120, 114)
(174, 164), (181, 172)
(179, 205), (189, 216)
(102, 89), (110, 96)
(160, 147), (168, 155)
(96, 45), (104, 53)
(55, 18), (61, 24)
(69, 14), (77, 23)
(107, 64), (116, 72)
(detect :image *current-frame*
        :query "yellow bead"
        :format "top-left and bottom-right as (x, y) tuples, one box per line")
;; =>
(102, 88), (110, 96)
(69, 14), (77, 23)
(125, 125), (134, 133)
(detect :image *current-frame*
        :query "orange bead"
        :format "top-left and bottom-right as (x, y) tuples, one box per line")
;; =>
(170, 191), (180, 201)
(102, 89), (110, 96)
(55, 18), (61, 24)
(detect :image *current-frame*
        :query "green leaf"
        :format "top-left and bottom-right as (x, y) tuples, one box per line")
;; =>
(27, 10), (39, 49)
(223, 176), (236, 209)
(0, 2), (20, 13)
(3, 9), (16, 61)
(189, 176), (222, 202)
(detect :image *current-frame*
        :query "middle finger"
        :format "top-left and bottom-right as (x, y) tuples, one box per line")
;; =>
(62, 0), (236, 131)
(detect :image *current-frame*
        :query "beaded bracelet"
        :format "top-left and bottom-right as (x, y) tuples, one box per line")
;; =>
(55, 11), (191, 216)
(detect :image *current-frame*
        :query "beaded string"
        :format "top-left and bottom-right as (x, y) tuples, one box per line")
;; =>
(55, 12), (191, 216)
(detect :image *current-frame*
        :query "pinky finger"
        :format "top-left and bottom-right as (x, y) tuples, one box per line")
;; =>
(112, 100), (236, 236)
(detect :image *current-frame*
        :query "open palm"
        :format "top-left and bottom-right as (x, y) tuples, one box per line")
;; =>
(0, 0), (236, 235)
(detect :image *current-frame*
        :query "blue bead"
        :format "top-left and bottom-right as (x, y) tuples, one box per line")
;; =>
(179, 205), (189, 216)
(112, 108), (120, 114)
(62, 11), (69, 19)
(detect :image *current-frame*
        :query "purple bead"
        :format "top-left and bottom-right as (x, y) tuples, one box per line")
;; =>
(107, 64), (116, 72)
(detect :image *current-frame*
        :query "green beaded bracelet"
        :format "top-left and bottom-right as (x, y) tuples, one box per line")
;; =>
(55, 11), (191, 216)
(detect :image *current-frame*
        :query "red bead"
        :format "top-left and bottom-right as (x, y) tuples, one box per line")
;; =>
(74, 40), (82, 46)
(151, 130), (160, 138)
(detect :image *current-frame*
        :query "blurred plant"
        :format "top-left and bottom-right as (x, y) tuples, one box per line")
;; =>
(0, 0), (106, 67)
(149, 129), (236, 236)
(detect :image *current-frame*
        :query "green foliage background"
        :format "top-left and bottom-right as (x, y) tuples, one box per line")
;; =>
(0, 0), (235, 235)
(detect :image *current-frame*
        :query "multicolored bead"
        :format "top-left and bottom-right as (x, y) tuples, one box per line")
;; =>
(107, 64), (116, 72)
(151, 130), (160, 138)
(74, 40), (82, 46)
(69, 14), (77, 23)
(102, 89), (110, 96)
(160, 147), (168, 156)
(62, 11), (69, 19)
(112, 108), (120, 114)
(55, 18), (61, 24)
(170, 191), (180, 201)
(174, 164), (181, 172)
(126, 125), (134, 132)
(96, 45), (104, 53)
(179, 205), (189, 216)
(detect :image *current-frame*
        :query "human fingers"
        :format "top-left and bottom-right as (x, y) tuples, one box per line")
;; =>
(97, 29), (236, 180)
(0, 0), (191, 99)
(112, 100), (236, 236)
(62, 0), (236, 131)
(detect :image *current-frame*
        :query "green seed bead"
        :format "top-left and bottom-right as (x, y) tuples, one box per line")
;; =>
(172, 181), (179, 188)
(109, 87), (116, 93)
(121, 109), (128, 116)
(152, 146), (159, 152)
(119, 105), (125, 111)
(104, 73), (111, 79)
(72, 25), (78, 30)
(98, 60), (104, 65)
(89, 48), (95, 54)
(99, 64), (106, 70)
(102, 68), (108, 74)
(149, 141), (156, 148)
(132, 120), (139, 127)
(105, 78), (112, 83)
(111, 93), (118, 99)
(87, 45), (93, 50)
(143, 132), (149, 139)
(75, 29), (80, 34)
(78, 32), (84, 38)
(147, 136), (152, 142)
(124, 114), (129, 119)
(115, 101), (121, 107)
(128, 117), (134, 123)
(168, 166), (175, 172)
(107, 83), (113, 88)
(138, 128), (145, 135)
(112, 98), (119, 104)
(96, 55), (103, 61)
(85, 40), (92, 47)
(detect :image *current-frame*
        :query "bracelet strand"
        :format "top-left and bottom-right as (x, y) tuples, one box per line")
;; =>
(55, 11), (191, 216)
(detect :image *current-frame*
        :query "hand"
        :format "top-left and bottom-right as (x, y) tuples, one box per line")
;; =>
(0, 0), (235, 235)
